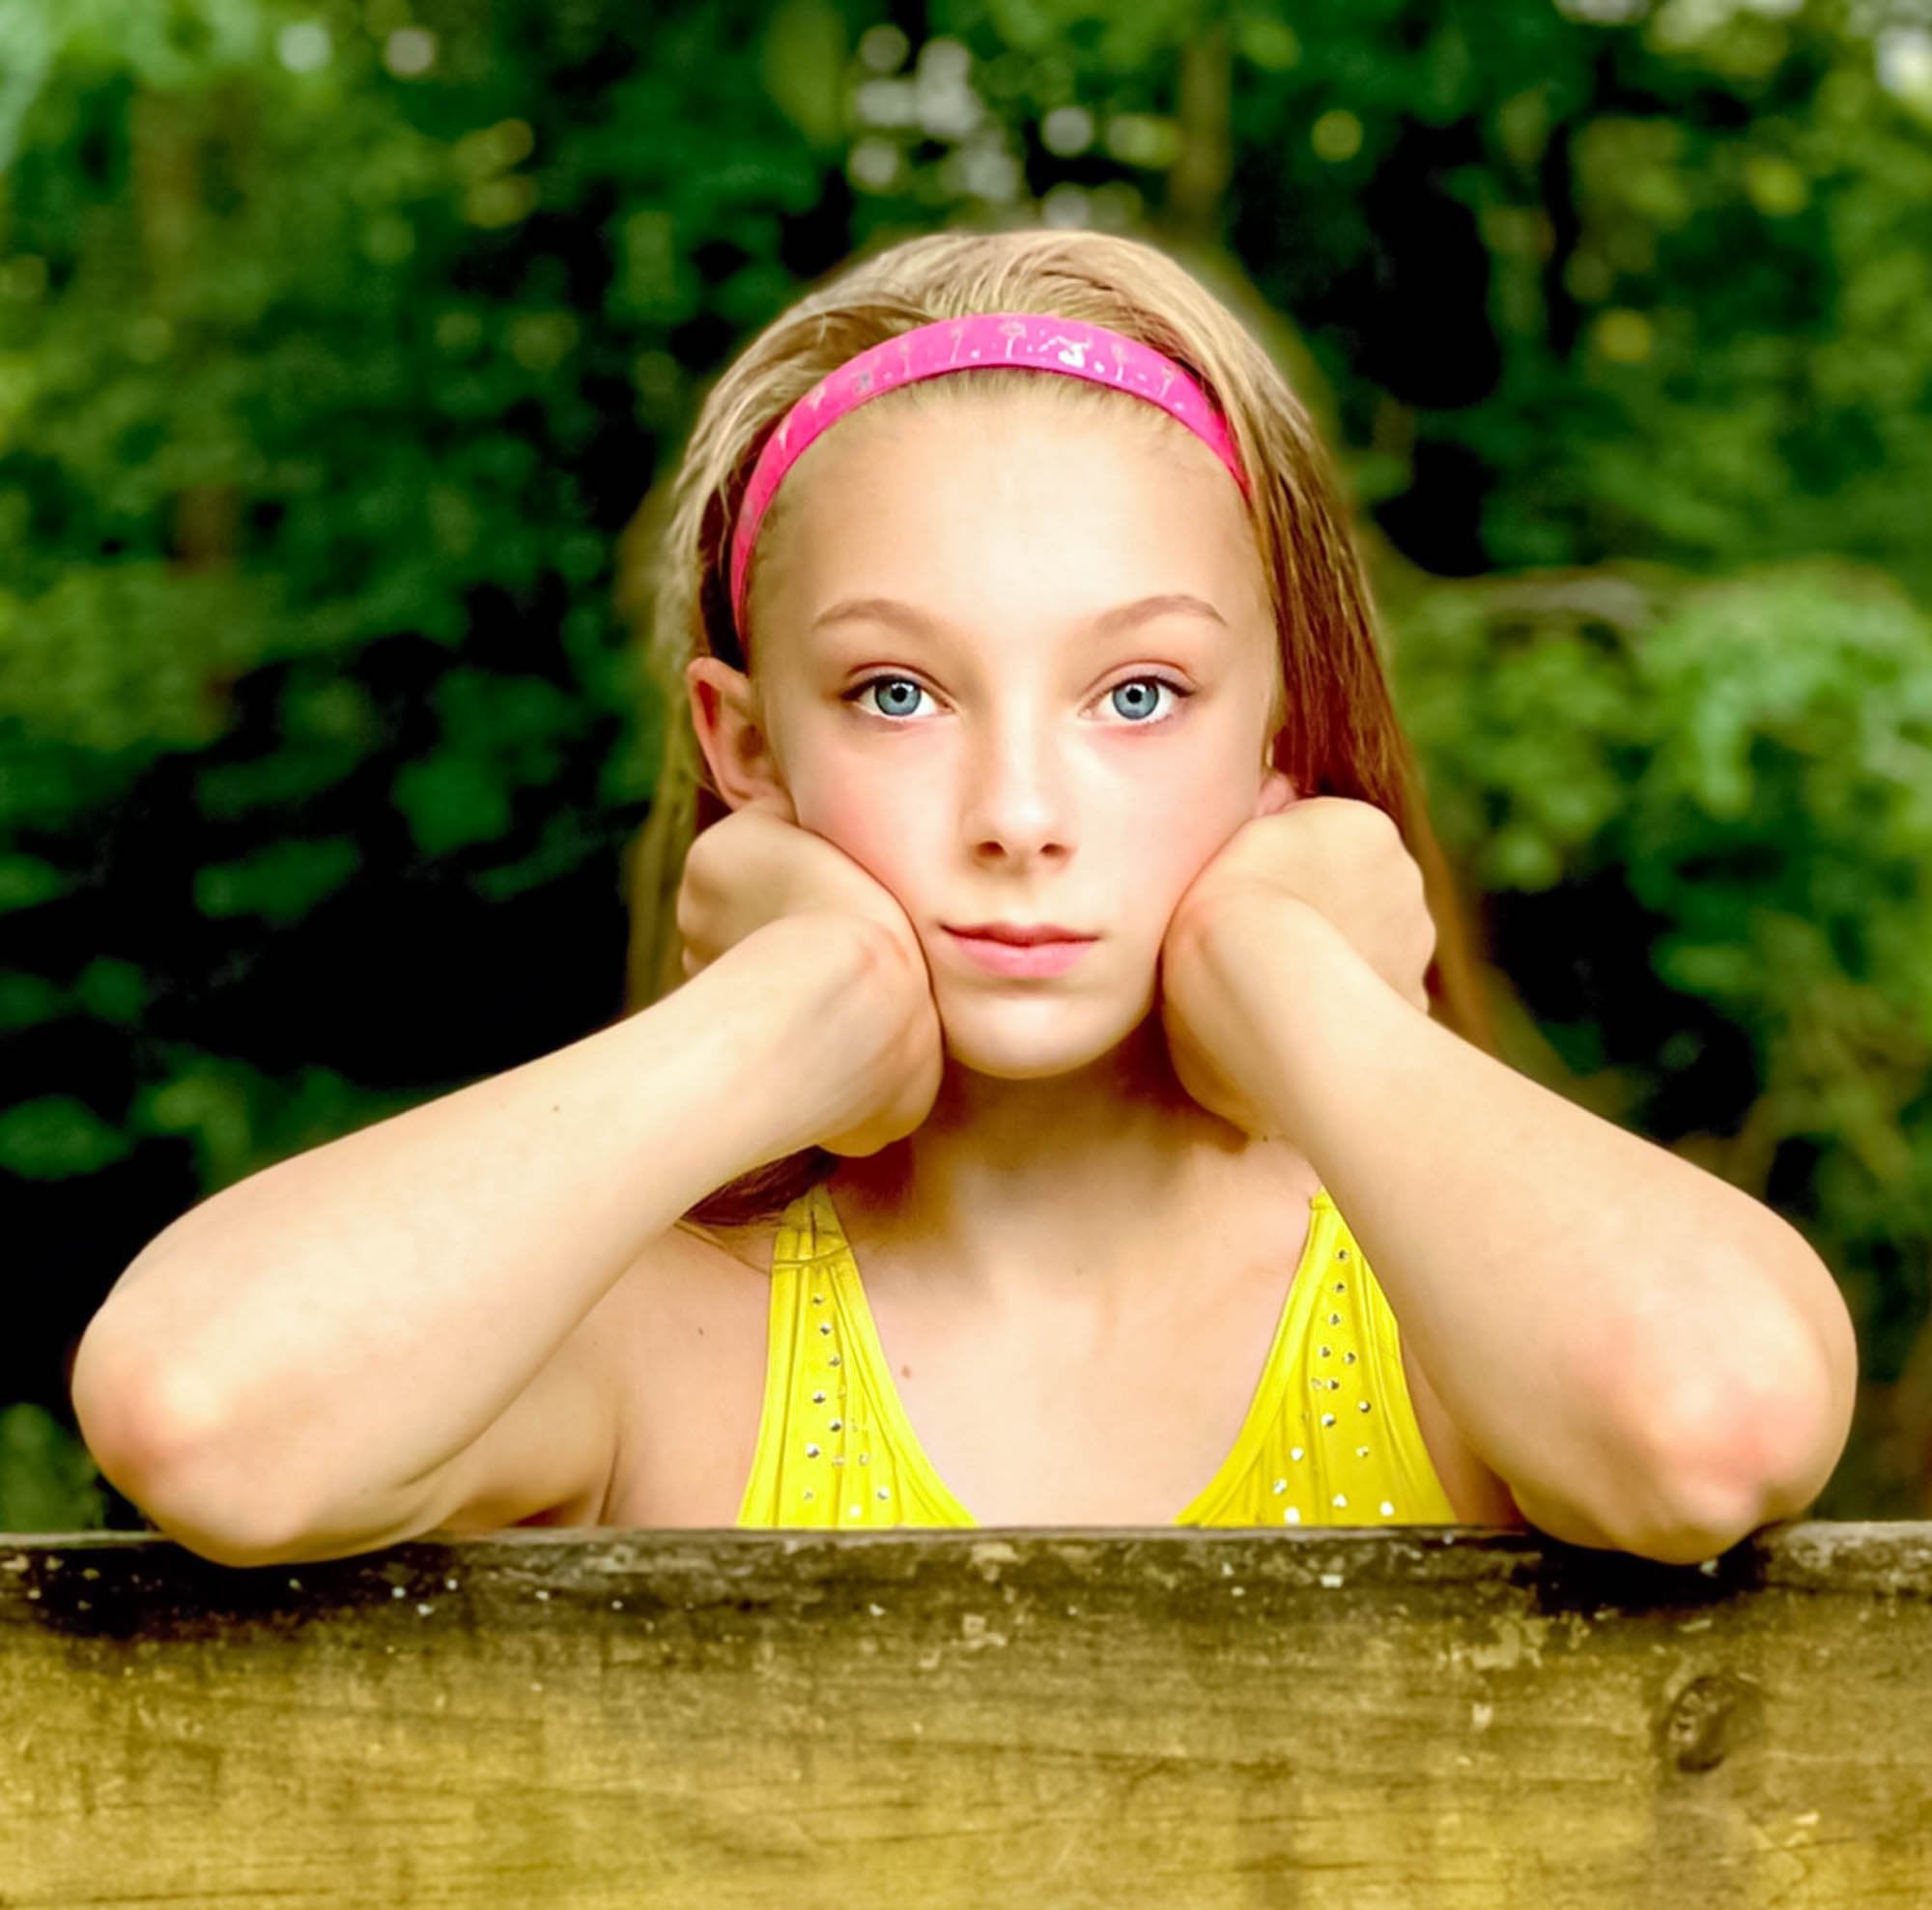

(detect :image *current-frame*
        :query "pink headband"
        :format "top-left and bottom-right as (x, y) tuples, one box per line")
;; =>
(727, 311), (1250, 640)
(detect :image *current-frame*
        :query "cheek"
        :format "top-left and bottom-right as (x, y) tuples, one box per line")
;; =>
(1125, 812), (1245, 927)
(795, 781), (923, 898)
(1110, 743), (1255, 865)
(791, 744), (1256, 930)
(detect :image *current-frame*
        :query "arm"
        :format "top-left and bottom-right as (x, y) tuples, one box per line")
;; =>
(1186, 898), (1859, 1565)
(71, 917), (880, 1561)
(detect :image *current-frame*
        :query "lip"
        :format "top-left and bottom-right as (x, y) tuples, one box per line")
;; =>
(944, 928), (1096, 979)
(945, 923), (1094, 945)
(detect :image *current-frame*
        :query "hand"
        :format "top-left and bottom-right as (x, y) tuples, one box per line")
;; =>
(676, 790), (926, 984)
(1157, 792), (1437, 1134)
(675, 791), (944, 1156)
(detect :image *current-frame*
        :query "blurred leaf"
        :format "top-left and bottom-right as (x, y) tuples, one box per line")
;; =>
(0, 1095), (133, 1179)
(762, 0), (849, 148)
(392, 748), (512, 855)
(0, 852), (68, 910)
(0, 970), (67, 1030)
(0, 1403), (104, 1534)
(193, 835), (360, 925)
(72, 956), (149, 1024)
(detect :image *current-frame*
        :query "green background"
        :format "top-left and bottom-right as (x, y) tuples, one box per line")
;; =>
(4, 0), (1930, 1530)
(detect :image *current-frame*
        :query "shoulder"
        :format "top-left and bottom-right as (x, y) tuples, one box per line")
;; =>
(586, 1216), (785, 1525)
(611, 1216), (780, 1387)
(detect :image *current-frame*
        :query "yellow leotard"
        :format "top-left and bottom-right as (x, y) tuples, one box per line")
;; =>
(736, 1181), (1460, 1528)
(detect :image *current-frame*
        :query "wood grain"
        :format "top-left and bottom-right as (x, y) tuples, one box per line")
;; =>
(2, 1522), (1924, 1906)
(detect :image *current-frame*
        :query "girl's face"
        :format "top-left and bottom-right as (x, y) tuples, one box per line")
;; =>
(690, 389), (1295, 1079)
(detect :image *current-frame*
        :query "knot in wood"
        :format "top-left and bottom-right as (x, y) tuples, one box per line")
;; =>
(1660, 1669), (1764, 1774)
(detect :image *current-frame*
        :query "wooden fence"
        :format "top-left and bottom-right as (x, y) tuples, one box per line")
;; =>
(3, 1522), (1926, 1906)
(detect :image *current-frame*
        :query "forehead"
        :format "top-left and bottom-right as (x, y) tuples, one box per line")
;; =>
(765, 385), (1260, 625)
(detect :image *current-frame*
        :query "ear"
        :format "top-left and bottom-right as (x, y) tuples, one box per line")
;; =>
(1255, 768), (1298, 818)
(687, 656), (796, 821)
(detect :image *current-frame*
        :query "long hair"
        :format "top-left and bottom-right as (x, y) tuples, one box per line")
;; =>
(615, 225), (1499, 1246)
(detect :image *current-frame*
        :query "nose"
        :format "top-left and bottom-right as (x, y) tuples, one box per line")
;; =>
(960, 705), (1074, 864)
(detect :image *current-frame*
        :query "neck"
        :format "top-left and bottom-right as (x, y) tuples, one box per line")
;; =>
(825, 1009), (1319, 1326)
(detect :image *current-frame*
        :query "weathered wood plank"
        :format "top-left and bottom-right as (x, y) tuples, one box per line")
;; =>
(3, 1523), (1927, 1907)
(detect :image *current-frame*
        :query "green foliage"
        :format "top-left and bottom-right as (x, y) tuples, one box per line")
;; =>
(133, 1053), (426, 1194)
(0, 1094), (135, 1180)
(4, 0), (1930, 1527)
(1393, 558), (1932, 1514)
(0, 1404), (103, 1532)
(1517, 59), (1932, 593)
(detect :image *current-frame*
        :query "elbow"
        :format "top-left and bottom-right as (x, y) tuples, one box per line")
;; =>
(1502, 1383), (1827, 1569)
(1609, 1354), (1854, 1569)
(1609, 1469), (1800, 1569)
(129, 1492), (311, 1571)
(1509, 1469), (1761, 1569)
(1600, 1247), (1860, 1567)
(107, 1446), (314, 1571)
(1501, 1469), (1725, 1564)
(71, 1326), (304, 1569)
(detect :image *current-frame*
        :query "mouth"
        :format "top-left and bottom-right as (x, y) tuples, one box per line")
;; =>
(943, 924), (1096, 946)
(943, 927), (1097, 979)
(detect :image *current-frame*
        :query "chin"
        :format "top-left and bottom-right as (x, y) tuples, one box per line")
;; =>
(937, 1003), (1145, 1081)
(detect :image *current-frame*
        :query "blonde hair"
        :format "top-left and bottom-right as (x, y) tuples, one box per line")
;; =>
(616, 224), (1499, 1243)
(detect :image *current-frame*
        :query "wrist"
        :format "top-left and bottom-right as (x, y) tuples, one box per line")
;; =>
(680, 917), (882, 1172)
(1179, 895), (1370, 1134)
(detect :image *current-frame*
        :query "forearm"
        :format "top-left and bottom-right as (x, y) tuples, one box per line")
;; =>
(1206, 899), (1855, 1559)
(72, 921), (858, 1535)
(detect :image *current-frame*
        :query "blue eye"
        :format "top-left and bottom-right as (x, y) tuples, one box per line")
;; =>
(842, 674), (1193, 725)
(1107, 678), (1177, 723)
(848, 676), (931, 720)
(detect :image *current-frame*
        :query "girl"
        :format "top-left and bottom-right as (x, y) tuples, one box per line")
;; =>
(72, 227), (1856, 1565)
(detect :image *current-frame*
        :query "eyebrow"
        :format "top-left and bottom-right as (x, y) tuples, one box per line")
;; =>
(809, 592), (1230, 640)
